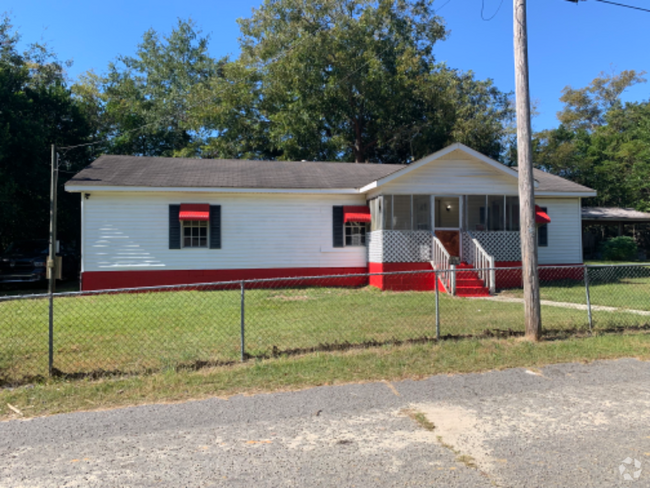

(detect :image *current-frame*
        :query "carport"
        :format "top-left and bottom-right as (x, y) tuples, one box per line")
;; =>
(582, 207), (650, 259)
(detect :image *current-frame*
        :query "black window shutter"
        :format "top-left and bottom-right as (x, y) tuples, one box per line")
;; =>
(169, 205), (181, 249)
(209, 205), (221, 249)
(333, 206), (344, 248)
(538, 207), (548, 247)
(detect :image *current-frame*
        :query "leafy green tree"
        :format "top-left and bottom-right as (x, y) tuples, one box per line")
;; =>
(533, 70), (650, 211)
(191, 0), (512, 163)
(74, 19), (217, 157)
(0, 16), (93, 248)
(557, 69), (646, 132)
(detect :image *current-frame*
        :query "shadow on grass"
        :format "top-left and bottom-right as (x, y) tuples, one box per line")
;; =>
(2, 324), (649, 388)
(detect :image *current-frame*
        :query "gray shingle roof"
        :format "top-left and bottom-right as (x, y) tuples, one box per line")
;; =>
(66, 154), (596, 194)
(582, 207), (650, 221)
(511, 167), (596, 194)
(65, 155), (405, 190)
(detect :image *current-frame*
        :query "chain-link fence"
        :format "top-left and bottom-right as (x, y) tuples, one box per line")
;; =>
(1, 264), (648, 385)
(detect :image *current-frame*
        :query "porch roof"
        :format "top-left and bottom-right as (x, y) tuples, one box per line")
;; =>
(511, 167), (595, 195)
(582, 207), (650, 223)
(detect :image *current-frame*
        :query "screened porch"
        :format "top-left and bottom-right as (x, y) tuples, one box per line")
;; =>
(367, 194), (524, 265)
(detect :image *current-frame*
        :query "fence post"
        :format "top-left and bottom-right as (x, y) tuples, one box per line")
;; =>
(240, 281), (246, 362)
(489, 257), (496, 295)
(48, 293), (54, 376)
(450, 264), (456, 296)
(583, 266), (593, 333)
(435, 270), (440, 341)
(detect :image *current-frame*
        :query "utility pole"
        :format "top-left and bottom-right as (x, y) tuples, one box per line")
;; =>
(48, 144), (59, 375)
(513, 0), (541, 340)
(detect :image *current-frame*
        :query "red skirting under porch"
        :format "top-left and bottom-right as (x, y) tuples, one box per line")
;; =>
(493, 262), (584, 289)
(368, 262), (436, 291)
(81, 267), (369, 291)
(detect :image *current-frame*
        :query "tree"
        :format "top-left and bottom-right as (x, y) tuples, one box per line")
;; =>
(533, 70), (650, 211)
(191, 0), (512, 163)
(74, 19), (217, 157)
(0, 15), (93, 248)
(556, 69), (646, 132)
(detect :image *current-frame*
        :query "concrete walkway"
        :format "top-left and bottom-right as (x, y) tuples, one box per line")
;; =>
(1, 359), (650, 487)
(478, 295), (650, 316)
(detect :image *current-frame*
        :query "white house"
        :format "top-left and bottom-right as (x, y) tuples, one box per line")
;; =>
(65, 143), (596, 295)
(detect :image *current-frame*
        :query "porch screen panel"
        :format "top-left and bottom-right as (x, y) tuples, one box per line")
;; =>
(488, 196), (504, 231)
(369, 197), (383, 231)
(383, 195), (393, 230)
(393, 195), (412, 230)
(413, 195), (431, 231)
(466, 196), (486, 232)
(506, 196), (520, 231)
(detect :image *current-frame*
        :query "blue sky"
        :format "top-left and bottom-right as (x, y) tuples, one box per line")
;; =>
(6, 0), (650, 131)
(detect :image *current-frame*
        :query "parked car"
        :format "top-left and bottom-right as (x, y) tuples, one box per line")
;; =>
(0, 239), (79, 284)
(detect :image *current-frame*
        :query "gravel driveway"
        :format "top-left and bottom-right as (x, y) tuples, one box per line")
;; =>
(1, 358), (649, 487)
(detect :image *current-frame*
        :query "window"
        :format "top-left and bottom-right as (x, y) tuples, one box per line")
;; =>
(465, 195), (520, 232)
(538, 207), (548, 247)
(488, 196), (504, 231)
(345, 222), (367, 246)
(379, 195), (431, 231)
(413, 195), (431, 230)
(383, 195), (393, 230)
(392, 195), (412, 230)
(183, 220), (208, 248)
(506, 196), (520, 231)
(369, 197), (382, 232)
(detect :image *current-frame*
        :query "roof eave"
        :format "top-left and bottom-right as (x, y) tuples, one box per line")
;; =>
(65, 184), (363, 195)
(535, 191), (597, 197)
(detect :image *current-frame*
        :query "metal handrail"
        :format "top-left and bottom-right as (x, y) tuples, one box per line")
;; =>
(465, 231), (495, 294)
(431, 232), (455, 295)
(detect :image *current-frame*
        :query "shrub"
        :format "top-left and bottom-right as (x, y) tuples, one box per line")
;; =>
(602, 236), (638, 261)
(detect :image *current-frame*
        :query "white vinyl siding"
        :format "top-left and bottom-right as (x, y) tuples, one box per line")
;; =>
(81, 192), (367, 272)
(367, 149), (519, 198)
(536, 198), (583, 264)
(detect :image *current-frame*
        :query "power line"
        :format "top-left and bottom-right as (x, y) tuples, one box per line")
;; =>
(595, 0), (650, 13)
(567, 0), (650, 13)
(481, 0), (505, 21)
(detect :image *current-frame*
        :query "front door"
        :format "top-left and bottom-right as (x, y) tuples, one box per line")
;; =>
(434, 196), (461, 257)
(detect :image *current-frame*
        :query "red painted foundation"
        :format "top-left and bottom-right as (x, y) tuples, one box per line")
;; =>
(368, 262), (435, 291)
(494, 262), (585, 289)
(82, 262), (585, 292)
(81, 267), (369, 291)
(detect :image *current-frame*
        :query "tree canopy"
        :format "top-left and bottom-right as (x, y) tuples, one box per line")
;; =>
(74, 19), (218, 158)
(0, 16), (93, 248)
(533, 70), (650, 211)
(188, 0), (513, 163)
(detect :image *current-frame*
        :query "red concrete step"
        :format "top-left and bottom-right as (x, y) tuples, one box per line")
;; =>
(456, 278), (485, 287)
(457, 290), (490, 297)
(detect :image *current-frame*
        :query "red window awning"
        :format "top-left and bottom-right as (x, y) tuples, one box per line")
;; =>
(535, 205), (551, 225)
(179, 203), (210, 221)
(343, 206), (371, 223)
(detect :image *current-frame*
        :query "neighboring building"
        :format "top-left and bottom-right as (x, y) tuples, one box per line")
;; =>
(582, 207), (650, 259)
(65, 143), (596, 294)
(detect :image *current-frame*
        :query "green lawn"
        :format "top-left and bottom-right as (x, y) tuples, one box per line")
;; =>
(2, 334), (650, 420)
(1, 281), (647, 386)
(500, 266), (650, 318)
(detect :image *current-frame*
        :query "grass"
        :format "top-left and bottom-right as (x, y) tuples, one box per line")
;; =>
(403, 408), (436, 431)
(500, 267), (650, 313)
(1, 332), (650, 420)
(2, 280), (649, 386)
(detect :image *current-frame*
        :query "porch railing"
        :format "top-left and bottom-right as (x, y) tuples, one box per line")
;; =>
(465, 231), (496, 294)
(431, 233), (455, 295)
